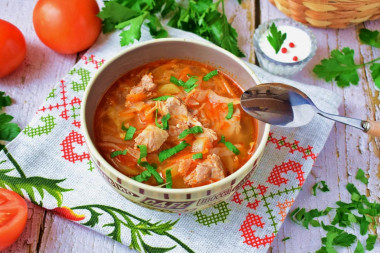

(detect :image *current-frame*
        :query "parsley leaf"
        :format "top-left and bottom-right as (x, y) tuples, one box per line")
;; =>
(313, 47), (360, 87)
(354, 240), (364, 253)
(0, 92), (11, 110)
(355, 168), (368, 185)
(116, 13), (149, 46)
(178, 126), (203, 139)
(312, 181), (330, 196)
(366, 234), (377, 251)
(370, 63), (380, 89)
(158, 141), (190, 162)
(0, 113), (21, 144)
(267, 23), (286, 54)
(359, 28), (380, 48)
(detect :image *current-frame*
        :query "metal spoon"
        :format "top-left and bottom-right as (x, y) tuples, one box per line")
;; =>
(240, 83), (380, 137)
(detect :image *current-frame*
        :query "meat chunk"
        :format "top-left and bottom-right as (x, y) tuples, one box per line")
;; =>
(130, 73), (156, 95)
(162, 97), (189, 119)
(178, 158), (192, 176)
(184, 154), (225, 186)
(134, 125), (169, 152)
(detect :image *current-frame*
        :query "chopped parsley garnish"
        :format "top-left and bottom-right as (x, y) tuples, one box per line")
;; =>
(281, 237), (290, 242)
(152, 95), (172, 101)
(139, 162), (163, 184)
(225, 102), (234, 120)
(312, 181), (330, 196)
(220, 135), (240, 155)
(355, 168), (368, 185)
(0, 92), (12, 110)
(121, 123), (136, 141)
(158, 141), (190, 162)
(178, 126), (203, 139)
(170, 75), (198, 93)
(267, 23), (286, 54)
(165, 169), (173, 189)
(192, 153), (203, 160)
(137, 145), (147, 164)
(155, 109), (170, 130)
(132, 170), (151, 183)
(203, 69), (218, 81)
(366, 234), (377, 251)
(110, 149), (127, 158)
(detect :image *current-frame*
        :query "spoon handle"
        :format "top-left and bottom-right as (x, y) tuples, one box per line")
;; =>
(363, 120), (380, 137)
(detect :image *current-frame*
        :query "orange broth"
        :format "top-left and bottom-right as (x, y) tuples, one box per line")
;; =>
(94, 59), (258, 188)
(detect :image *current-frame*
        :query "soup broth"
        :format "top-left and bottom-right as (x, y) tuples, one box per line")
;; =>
(95, 59), (258, 188)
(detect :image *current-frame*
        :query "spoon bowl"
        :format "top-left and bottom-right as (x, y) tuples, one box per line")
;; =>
(241, 83), (380, 137)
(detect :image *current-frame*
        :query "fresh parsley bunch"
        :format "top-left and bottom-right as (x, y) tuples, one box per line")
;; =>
(97, 0), (244, 57)
(0, 92), (20, 150)
(313, 28), (380, 88)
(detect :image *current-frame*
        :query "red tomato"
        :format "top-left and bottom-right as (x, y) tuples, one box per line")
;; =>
(33, 0), (101, 54)
(0, 20), (26, 78)
(0, 189), (28, 251)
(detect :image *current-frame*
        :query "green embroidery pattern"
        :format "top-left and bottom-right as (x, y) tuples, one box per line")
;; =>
(69, 68), (91, 92)
(194, 201), (231, 227)
(0, 148), (72, 206)
(23, 114), (56, 138)
(72, 204), (194, 253)
(87, 159), (95, 172)
(45, 88), (56, 101)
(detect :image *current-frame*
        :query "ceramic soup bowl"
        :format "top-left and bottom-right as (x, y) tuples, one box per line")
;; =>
(81, 38), (270, 213)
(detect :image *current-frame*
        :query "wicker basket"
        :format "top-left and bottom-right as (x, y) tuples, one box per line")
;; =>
(268, 0), (380, 28)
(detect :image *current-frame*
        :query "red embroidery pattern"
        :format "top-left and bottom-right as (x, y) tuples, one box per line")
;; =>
(231, 192), (243, 205)
(277, 199), (294, 222)
(267, 160), (305, 187)
(267, 132), (317, 161)
(60, 130), (90, 163)
(247, 199), (260, 210)
(239, 213), (276, 248)
(82, 54), (105, 69)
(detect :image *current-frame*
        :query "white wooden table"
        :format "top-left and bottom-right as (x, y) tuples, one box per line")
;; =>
(1, 0), (379, 252)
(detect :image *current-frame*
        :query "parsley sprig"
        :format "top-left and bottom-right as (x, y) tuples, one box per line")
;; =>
(313, 28), (380, 88)
(0, 92), (21, 151)
(266, 23), (286, 54)
(97, 0), (244, 57)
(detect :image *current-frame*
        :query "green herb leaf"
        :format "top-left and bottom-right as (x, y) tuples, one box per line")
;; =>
(220, 135), (240, 155)
(225, 102), (234, 120)
(155, 109), (170, 130)
(359, 28), (380, 48)
(111, 149), (128, 158)
(122, 124), (136, 141)
(0, 113), (21, 145)
(170, 75), (198, 93)
(267, 23), (287, 54)
(132, 170), (152, 183)
(146, 14), (168, 39)
(313, 47), (360, 87)
(158, 141), (190, 162)
(0, 92), (12, 110)
(203, 69), (218, 81)
(137, 145), (147, 164)
(366, 234), (377, 251)
(152, 96), (173, 101)
(354, 240), (364, 253)
(140, 162), (163, 184)
(312, 181), (330, 196)
(355, 168), (368, 185)
(116, 13), (149, 46)
(165, 169), (173, 189)
(178, 126), (203, 139)
(370, 63), (380, 89)
(332, 232), (356, 247)
(282, 237), (290, 242)
(192, 153), (203, 160)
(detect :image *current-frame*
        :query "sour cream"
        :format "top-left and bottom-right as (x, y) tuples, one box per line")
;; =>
(259, 25), (312, 63)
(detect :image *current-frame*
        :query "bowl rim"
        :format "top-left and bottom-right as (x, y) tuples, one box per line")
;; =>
(81, 38), (271, 194)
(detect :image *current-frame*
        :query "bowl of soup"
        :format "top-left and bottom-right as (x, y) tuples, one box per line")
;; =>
(81, 38), (270, 213)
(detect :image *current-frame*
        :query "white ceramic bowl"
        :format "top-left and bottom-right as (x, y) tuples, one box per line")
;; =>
(81, 38), (270, 213)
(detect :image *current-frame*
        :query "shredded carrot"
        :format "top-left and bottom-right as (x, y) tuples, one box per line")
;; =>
(126, 93), (147, 103)
(178, 67), (192, 80)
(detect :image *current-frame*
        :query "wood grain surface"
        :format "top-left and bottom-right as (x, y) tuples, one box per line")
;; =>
(0, 0), (379, 252)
